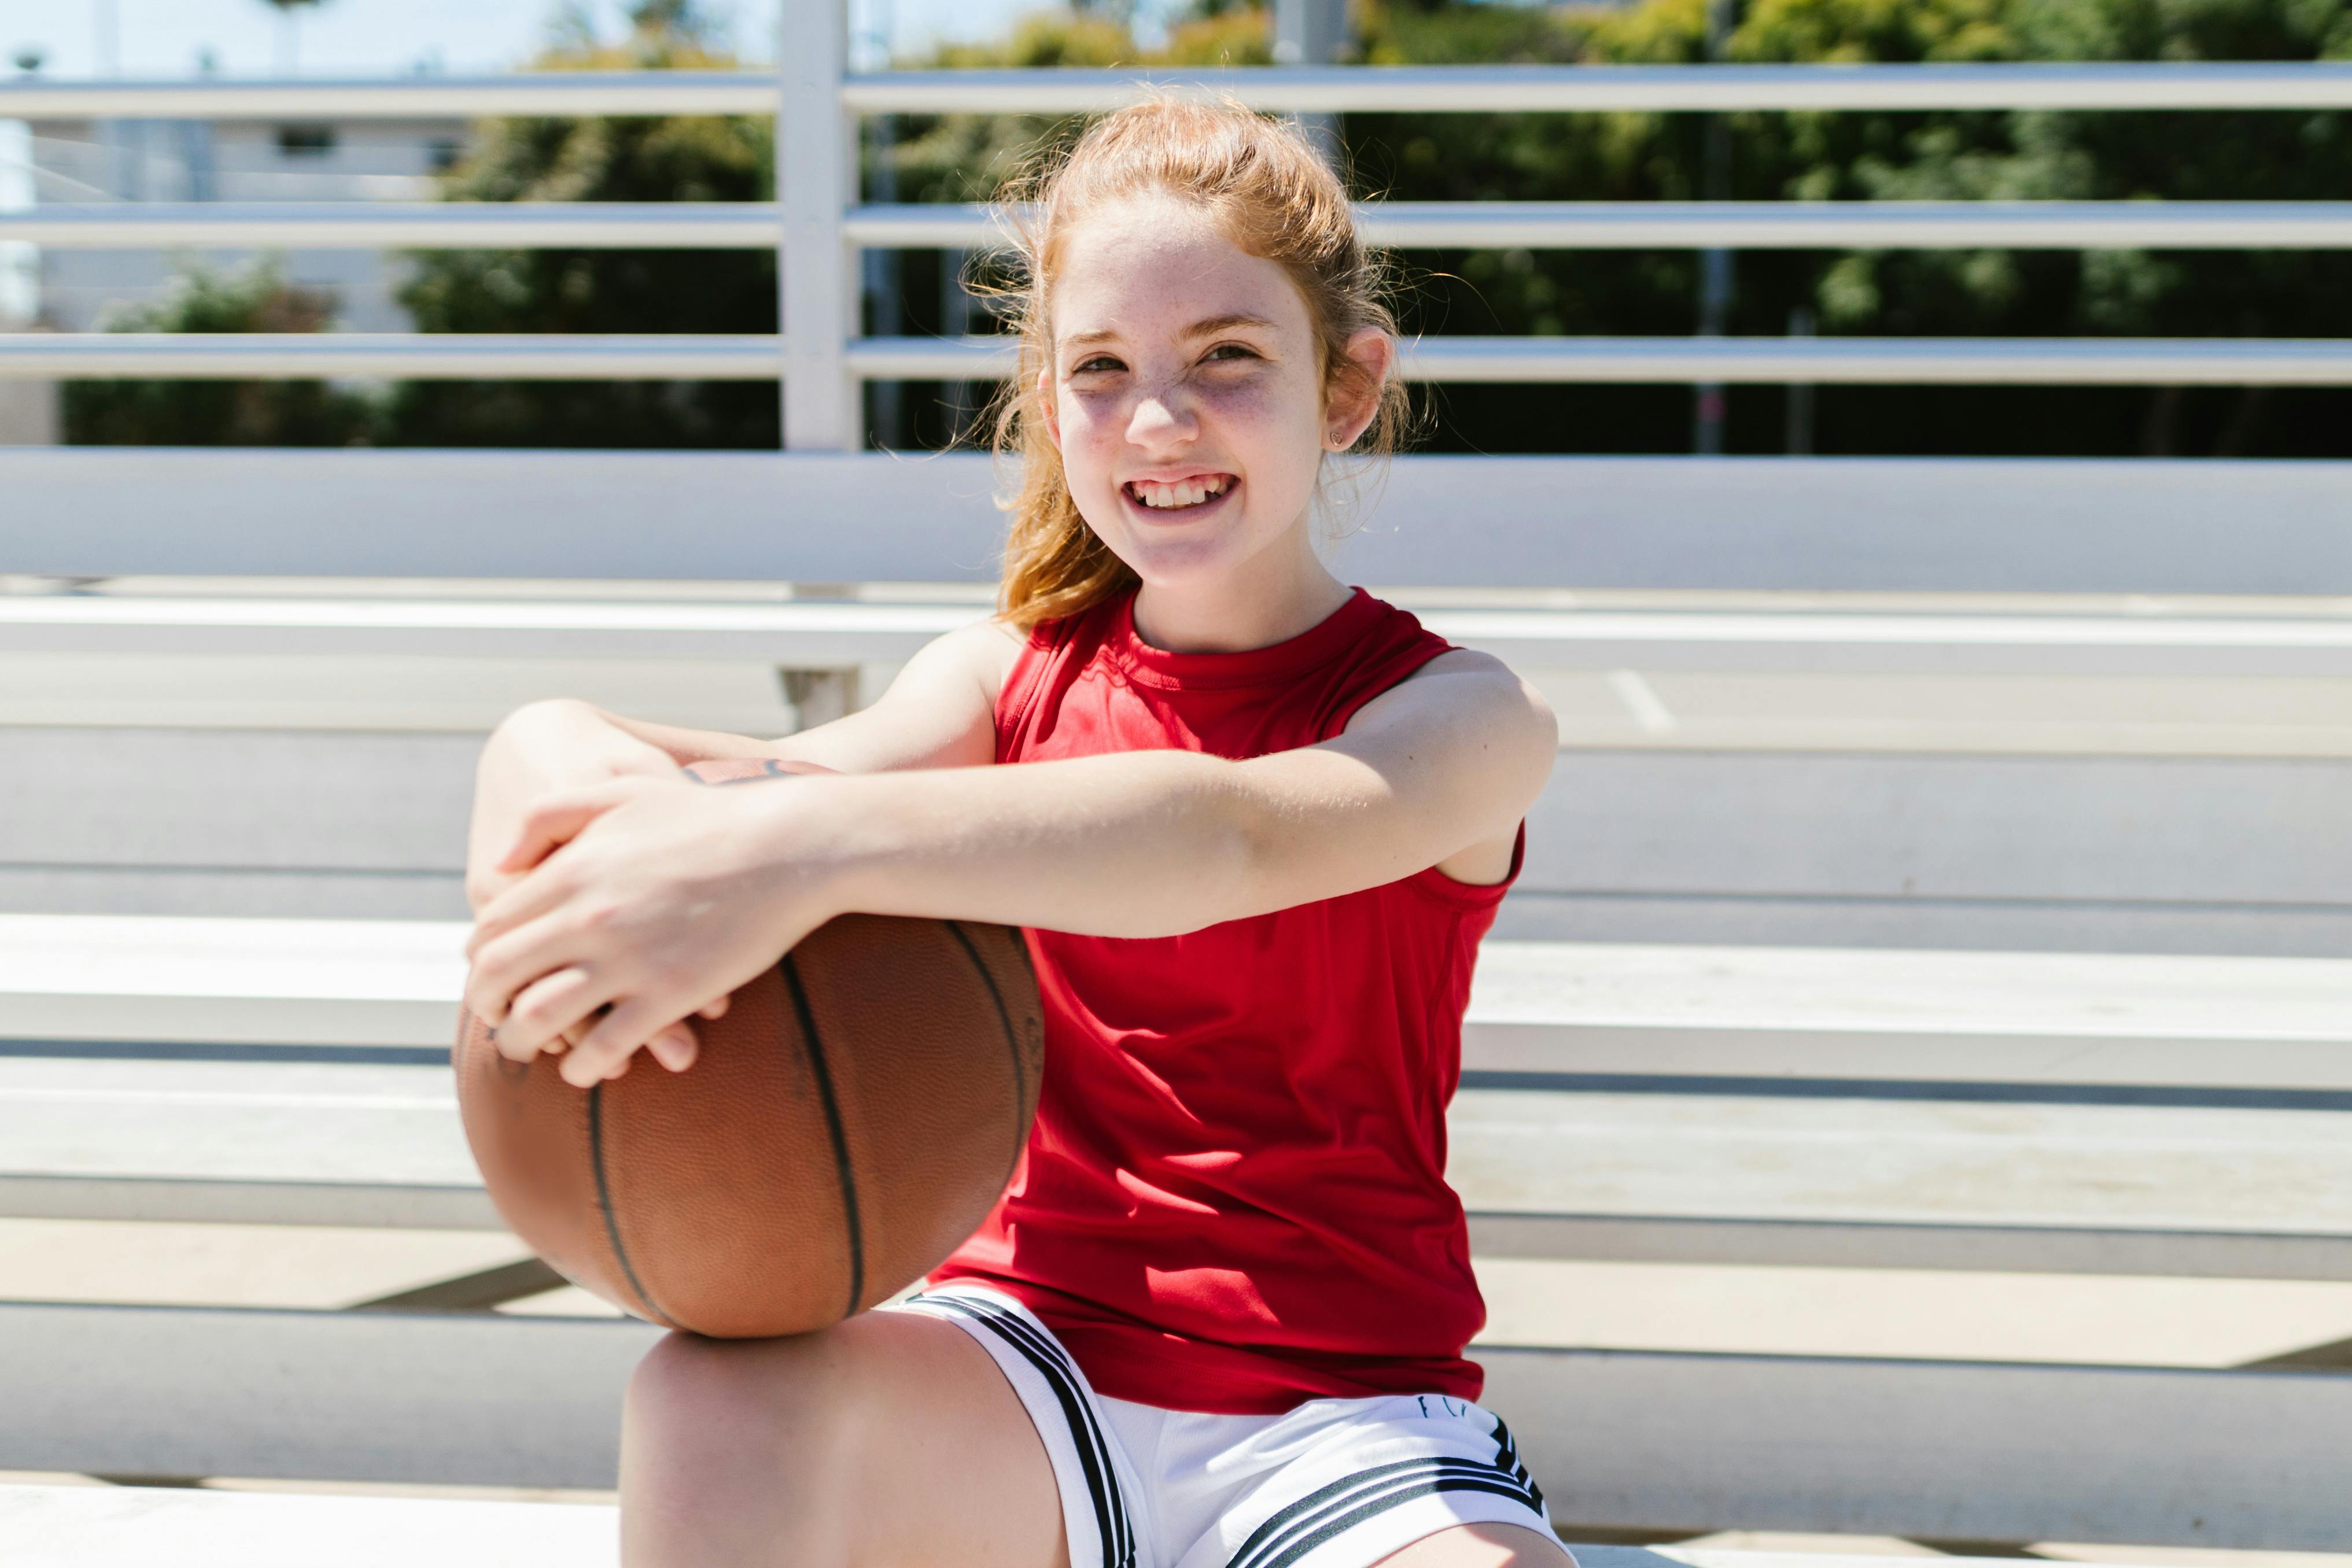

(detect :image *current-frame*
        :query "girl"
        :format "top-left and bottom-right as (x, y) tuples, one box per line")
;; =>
(462, 98), (1564, 1568)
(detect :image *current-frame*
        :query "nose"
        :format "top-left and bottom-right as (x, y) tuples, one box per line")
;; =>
(1125, 378), (1198, 449)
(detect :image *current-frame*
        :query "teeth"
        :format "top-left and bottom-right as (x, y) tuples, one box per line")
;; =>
(1133, 477), (1230, 508)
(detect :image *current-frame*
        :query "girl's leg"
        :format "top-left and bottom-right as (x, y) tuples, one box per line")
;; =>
(1376, 1523), (1577, 1566)
(621, 1307), (1071, 1568)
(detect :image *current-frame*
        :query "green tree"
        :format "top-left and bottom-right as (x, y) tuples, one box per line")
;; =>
(62, 259), (380, 447)
(72, 0), (2352, 458)
(1338, 0), (2352, 455)
(382, 1), (779, 448)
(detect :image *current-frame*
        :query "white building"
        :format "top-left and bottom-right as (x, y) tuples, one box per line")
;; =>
(22, 111), (471, 334)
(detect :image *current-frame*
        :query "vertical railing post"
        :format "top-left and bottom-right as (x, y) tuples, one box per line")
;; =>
(779, 0), (856, 451)
(1693, 0), (1739, 457)
(1275, 0), (1347, 166)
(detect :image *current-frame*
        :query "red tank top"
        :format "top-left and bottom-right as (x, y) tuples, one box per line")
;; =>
(930, 586), (1520, 1415)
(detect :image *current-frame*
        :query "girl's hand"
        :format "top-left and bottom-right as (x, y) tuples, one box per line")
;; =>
(462, 770), (845, 1088)
(467, 700), (679, 914)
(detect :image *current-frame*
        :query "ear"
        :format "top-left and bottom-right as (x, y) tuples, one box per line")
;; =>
(1325, 327), (1396, 452)
(1035, 364), (1062, 451)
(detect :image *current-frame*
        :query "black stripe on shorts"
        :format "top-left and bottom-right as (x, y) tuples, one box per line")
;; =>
(1225, 1444), (1546, 1568)
(912, 1293), (1137, 1568)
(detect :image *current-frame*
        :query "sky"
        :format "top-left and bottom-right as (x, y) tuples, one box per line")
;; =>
(0, 0), (1079, 79)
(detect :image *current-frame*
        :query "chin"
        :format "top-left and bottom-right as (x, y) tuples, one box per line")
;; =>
(1118, 534), (1250, 588)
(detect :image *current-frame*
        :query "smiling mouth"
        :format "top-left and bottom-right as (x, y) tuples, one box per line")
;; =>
(1123, 474), (1236, 511)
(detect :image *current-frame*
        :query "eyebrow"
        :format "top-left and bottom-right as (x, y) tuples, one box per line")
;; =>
(1060, 312), (1281, 352)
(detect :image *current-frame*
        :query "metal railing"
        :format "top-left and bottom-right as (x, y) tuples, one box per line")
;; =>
(19, 200), (2352, 252)
(15, 61), (2352, 118)
(9, 8), (2352, 449)
(18, 333), (2352, 388)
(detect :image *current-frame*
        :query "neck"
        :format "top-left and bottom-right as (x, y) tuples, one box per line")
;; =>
(1129, 527), (1352, 654)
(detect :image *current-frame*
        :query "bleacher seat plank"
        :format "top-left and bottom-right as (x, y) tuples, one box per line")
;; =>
(1469, 940), (2352, 1088)
(10, 916), (2346, 1272)
(0, 594), (977, 666)
(0, 1057), (488, 1230)
(0, 916), (460, 1047)
(7, 592), (2351, 677)
(2, 1302), (2346, 1547)
(1453, 1087), (2352, 1279)
(12, 916), (2346, 1087)
(0, 1303), (651, 1490)
(1512, 748), (2352, 957)
(9, 449), (2352, 596)
(0, 728), (478, 922)
(0, 1482), (618, 1568)
(0, 1489), (2211, 1568)
(8, 1054), (2351, 1279)
(0, 651), (799, 735)
(12, 730), (2345, 952)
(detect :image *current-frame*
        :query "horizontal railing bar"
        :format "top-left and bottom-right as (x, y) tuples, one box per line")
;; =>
(851, 199), (2352, 252)
(22, 333), (2352, 385)
(845, 335), (1011, 380)
(856, 334), (2352, 385)
(0, 71), (778, 120)
(847, 61), (2352, 114)
(0, 333), (782, 379)
(2, 202), (780, 250)
(1400, 336), (2352, 385)
(33, 200), (2352, 254)
(16, 62), (2352, 123)
(6, 594), (2351, 674)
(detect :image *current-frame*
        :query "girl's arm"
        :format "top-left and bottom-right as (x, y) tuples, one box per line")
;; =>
(463, 649), (1556, 1084)
(592, 619), (1020, 777)
(817, 649), (1551, 934)
(464, 621), (1017, 911)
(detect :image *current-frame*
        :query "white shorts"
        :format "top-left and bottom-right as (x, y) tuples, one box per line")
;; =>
(890, 1283), (1559, 1568)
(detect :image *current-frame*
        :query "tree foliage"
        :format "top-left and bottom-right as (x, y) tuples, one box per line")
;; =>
(384, 0), (778, 448)
(1339, 0), (2352, 453)
(61, 259), (379, 447)
(68, 0), (2352, 455)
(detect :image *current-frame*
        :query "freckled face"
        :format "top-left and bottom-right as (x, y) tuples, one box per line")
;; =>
(1039, 195), (1332, 590)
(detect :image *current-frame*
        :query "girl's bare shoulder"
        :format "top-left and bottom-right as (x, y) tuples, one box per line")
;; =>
(1369, 647), (1557, 747)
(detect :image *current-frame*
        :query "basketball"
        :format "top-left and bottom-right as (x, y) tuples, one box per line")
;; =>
(452, 760), (1045, 1338)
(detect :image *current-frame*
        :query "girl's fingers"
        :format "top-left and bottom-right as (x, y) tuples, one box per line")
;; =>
(696, 995), (730, 1021)
(495, 780), (641, 875)
(496, 966), (610, 1060)
(645, 1023), (699, 1073)
(467, 868), (581, 963)
(562, 997), (668, 1088)
(464, 910), (593, 1025)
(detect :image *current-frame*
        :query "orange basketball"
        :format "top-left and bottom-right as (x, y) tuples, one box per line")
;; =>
(453, 761), (1044, 1338)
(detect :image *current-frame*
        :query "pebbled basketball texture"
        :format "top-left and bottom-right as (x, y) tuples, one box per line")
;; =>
(453, 759), (1044, 1338)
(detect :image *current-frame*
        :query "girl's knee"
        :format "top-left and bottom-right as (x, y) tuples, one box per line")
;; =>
(625, 1330), (853, 1481)
(622, 1332), (864, 1565)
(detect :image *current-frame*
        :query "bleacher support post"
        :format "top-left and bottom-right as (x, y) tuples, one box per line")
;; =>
(779, 0), (855, 452)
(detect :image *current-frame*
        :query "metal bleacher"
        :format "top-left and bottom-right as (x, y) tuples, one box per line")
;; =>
(4, 8), (2352, 1559)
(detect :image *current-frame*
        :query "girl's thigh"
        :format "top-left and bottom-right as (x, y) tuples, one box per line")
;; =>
(620, 1307), (1070, 1568)
(1377, 1522), (1577, 1567)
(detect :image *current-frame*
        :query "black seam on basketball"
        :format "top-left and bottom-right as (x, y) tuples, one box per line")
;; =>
(942, 920), (1028, 1171)
(587, 1082), (672, 1326)
(780, 952), (866, 1319)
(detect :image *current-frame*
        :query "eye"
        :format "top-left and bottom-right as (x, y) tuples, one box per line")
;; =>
(1071, 354), (1123, 375)
(1204, 342), (1261, 363)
